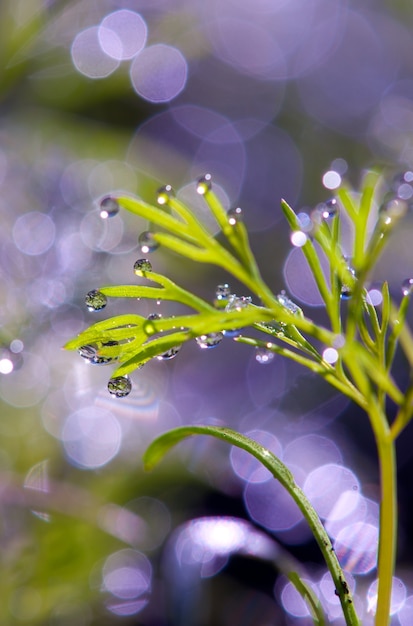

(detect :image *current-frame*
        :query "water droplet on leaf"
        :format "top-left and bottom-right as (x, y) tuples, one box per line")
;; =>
(139, 231), (159, 254)
(378, 195), (408, 223)
(195, 332), (223, 349)
(196, 173), (212, 195)
(99, 196), (119, 219)
(225, 294), (252, 312)
(79, 341), (118, 365)
(227, 206), (242, 225)
(340, 264), (356, 300)
(255, 347), (275, 364)
(319, 198), (339, 219)
(108, 376), (132, 398)
(157, 345), (181, 360)
(143, 319), (157, 336)
(85, 289), (107, 311)
(134, 258), (152, 275)
(276, 292), (301, 315)
(157, 184), (175, 205)
(147, 312), (162, 320)
(401, 278), (413, 297)
(215, 283), (231, 300)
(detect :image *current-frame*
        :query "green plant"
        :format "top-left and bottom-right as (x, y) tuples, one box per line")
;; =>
(66, 171), (413, 626)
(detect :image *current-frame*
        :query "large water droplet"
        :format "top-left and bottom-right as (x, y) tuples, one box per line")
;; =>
(157, 345), (181, 360)
(157, 184), (175, 205)
(100, 196), (119, 219)
(196, 174), (212, 195)
(255, 346), (275, 364)
(401, 278), (413, 297)
(227, 206), (243, 226)
(134, 258), (152, 275)
(108, 376), (132, 398)
(79, 342), (118, 365)
(215, 284), (231, 300)
(138, 231), (159, 254)
(378, 195), (408, 223)
(85, 289), (107, 311)
(225, 294), (252, 312)
(195, 332), (223, 349)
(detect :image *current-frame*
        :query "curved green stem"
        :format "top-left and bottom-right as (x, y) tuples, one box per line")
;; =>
(144, 425), (361, 626)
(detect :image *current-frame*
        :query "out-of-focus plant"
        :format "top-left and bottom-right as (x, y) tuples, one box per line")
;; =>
(66, 170), (413, 626)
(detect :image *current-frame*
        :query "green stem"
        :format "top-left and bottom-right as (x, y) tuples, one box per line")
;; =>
(375, 433), (397, 626)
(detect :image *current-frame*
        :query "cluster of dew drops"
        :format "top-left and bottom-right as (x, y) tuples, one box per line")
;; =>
(80, 175), (252, 398)
(81, 173), (413, 398)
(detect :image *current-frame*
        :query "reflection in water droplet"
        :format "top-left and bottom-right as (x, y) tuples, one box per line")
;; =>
(147, 313), (162, 321)
(157, 345), (181, 360)
(157, 184), (175, 205)
(401, 278), (413, 297)
(255, 347), (275, 364)
(85, 289), (107, 311)
(340, 264), (356, 300)
(100, 196), (119, 218)
(133, 259), (152, 275)
(108, 376), (132, 398)
(215, 283), (231, 300)
(227, 206), (243, 225)
(138, 231), (159, 254)
(195, 332), (223, 349)
(225, 294), (252, 312)
(196, 173), (212, 195)
(79, 342), (118, 366)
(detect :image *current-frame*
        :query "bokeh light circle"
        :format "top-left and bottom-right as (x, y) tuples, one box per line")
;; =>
(71, 26), (120, 79)
(99, 10), (147, 61)
(12, 212), (55, 256)
(62, 406), (122, 469)
(130, 44), (188, 103)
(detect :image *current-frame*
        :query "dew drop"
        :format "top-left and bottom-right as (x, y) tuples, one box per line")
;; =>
(133, 258), (152, 275)
(157, 184), (175, 205)
(85, 289), (107, 311)
(215, 283), (231, 300)
(227, 206), (243, 226)
(79, 342), (118, 365)
(378, 195), (408, 222)
(223, 328), (241, 338)
(255, 347), (275, 364)
(276, 292), (301, 315)
(196, 173), (212, 195)
(99, 196), (119, 219)
(138, 231), (159, 254)
(147, 313), (162, 321)
(157, 345), (181, 360)
(225, 294), (252, 312)
(401, 278), (413, 297)
(143, 320), (157, 336)
(319, 198), (339, 219)
(195, 332), (223, 349)
(108, 376), (132, 398)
